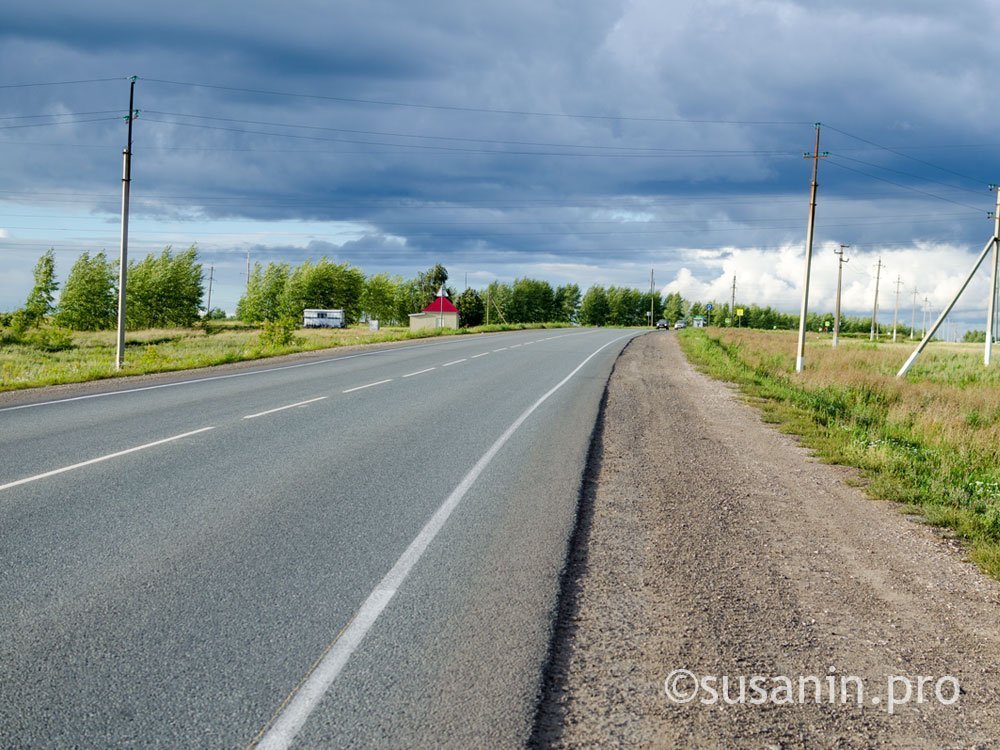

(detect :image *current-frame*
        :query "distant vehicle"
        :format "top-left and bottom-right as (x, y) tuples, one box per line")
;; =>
(303, 309), (346, 328)
(656, 319), (669, 329)
(674, 321), (687, 329)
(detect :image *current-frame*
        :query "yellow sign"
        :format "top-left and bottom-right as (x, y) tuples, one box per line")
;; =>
(736, 308), (744, 316)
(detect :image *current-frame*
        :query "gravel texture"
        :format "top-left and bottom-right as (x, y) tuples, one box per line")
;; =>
(534, 332), (1000, 749)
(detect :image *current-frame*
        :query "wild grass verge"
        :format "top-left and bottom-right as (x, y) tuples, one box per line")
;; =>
(0, 321), (571, 392)
(678, 328), (1000, 581)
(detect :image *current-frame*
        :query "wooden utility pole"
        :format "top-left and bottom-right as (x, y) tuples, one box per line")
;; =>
(833, 245), (849, 347)
(796, 124), (826, 372)
(115, 76), (137, 371)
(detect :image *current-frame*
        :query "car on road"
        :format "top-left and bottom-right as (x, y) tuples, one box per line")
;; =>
(656, 319), (669, 329)
(674, 320), (686, 329)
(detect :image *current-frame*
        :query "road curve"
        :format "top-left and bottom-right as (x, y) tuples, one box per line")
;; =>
(0, 327), (640, 748)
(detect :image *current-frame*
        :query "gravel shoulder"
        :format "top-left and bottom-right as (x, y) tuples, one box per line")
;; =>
(534, 331), (1000, 749)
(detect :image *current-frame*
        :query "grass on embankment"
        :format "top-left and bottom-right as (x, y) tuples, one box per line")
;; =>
(677, 328), (1000, 580)
(0, 321), (570, 393)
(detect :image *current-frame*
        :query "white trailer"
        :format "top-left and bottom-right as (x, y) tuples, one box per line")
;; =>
(302, 309), (346, 328)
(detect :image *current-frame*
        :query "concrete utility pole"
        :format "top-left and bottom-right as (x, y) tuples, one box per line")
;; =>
(115, 76), (138, 371)
(649, 268), (655, 327)
(833, 245), (849, 348)
(205, 265), (214, 316)
(730, 275), (737, 327)
(923, 297), (929, 338)
(870, 257), (883, 341)
(899, 187), (1000, 377)
(796, 123), (826, 373)
(485, 286), (490, 326)
(986, 186), (1000, 365)
(910, 288), (919, 340)
(892, 275), (903, 343)
(246, 249), (251, 290)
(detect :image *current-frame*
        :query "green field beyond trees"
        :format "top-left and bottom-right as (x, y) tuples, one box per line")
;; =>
(679, 327), (1000, 581)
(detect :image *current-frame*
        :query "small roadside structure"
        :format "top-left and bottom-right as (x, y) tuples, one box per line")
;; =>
(692, 315), (707, 328)
(303, 309), (346, 328)
(409, 293), (460, 330)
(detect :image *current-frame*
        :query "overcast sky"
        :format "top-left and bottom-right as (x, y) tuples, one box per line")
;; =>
(2, 0), (1000, 332)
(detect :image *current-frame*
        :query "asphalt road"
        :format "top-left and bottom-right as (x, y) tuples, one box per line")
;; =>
(0, 327), (638, 748)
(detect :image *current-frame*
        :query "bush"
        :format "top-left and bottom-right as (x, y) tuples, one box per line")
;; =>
(257, 319), (301, 349)
(25, 326), (75, 352)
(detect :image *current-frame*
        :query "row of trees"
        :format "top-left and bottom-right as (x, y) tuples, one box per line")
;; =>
(7, 248), (922, 336)
(234, 262), (585, 328)
(5, 247), (205, 333)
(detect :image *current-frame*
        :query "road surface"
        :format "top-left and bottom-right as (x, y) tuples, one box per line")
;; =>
(0, 327), (638, 748)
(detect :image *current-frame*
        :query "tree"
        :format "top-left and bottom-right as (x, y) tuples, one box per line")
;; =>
(363, 273), (400, 325)
(55, 251), (117, 330)
(416, 264), (450, 308)
(126, 245), (203, 329)
(554, 284), (581, 322)
(578, 285), (609, 326)
(509, 277), (555, 323)
(456, 288), (484, 328)
(13, 249), (59, 330)
(279, 258), (365, 323)
(484, 281), (513, 323)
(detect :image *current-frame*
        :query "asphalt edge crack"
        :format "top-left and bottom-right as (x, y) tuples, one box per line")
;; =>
(526, 334), (639, 748)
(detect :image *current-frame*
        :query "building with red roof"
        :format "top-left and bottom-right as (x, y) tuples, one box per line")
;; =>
(409, 291), (460, 330)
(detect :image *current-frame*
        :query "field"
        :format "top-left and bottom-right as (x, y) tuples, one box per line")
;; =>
(0, 321), (568, 392)
(678, 328), (1000, 579)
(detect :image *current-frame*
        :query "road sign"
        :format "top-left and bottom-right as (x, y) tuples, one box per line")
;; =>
(705, 303), (714, 312)
(736, 308), (744, 317)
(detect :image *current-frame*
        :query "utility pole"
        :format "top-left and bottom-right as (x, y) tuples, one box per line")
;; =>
(891, 275), (903, 343)
(796, 123), (826, 372)
(870, 257), (883, 341)
(485, 286), (490, 326)
(650, 268), (655, 327)
(246, 249), (251, 290)
(833, 245), (849, 347)
(922, 297), (929, 338)
(985, 185), (1000, 365)
(730, 275), (737, 327)
(205, 265), (214, 316)
(910, 288), (918, 340)
(115, 76), (138, 371)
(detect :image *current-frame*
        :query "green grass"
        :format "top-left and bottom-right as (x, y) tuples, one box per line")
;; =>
(0, 321), (571, 392)
(678, 327), (1000, 581)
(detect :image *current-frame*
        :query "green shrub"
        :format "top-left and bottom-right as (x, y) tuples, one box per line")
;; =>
(25, 326), (75, 352)
(257, 319), (301, 349)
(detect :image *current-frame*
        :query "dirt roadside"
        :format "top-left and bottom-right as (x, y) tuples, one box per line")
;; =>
(533, 332), (1000, 749)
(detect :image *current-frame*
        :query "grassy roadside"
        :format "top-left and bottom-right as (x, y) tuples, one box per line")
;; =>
(677, 328), (1000, 580)
(0, 321), (570, 393)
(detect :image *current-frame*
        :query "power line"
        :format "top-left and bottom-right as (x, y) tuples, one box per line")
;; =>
(139, 116), (803, 158)
(142, 109), (801, 155)
(0, 77), (124, 89)
(142, 77), (812, 125)
(825, 157), (989, 213)
(829, 152), (988, 197)
(824, 123), (987, 187)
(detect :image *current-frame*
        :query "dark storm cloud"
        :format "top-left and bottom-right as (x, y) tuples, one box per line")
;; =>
(2, 0), (1000, 315)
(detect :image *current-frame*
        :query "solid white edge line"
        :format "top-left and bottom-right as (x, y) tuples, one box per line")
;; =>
(442, 358), (467, 367)
(252, 330), (638, 750)
(243, 397), (328, 420)
(0, 426), (217, 493)
(342, 379), (392, 393)
(402, 368), (436, 378)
